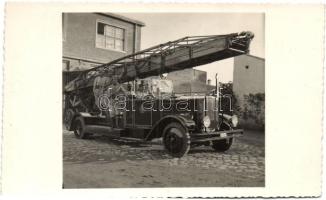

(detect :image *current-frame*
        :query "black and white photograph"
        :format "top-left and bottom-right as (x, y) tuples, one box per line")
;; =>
(62, 12), (265, 188)
(2, 2), (325, 198)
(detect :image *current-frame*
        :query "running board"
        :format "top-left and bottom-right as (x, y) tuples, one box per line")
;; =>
(84, 125), (123, 138)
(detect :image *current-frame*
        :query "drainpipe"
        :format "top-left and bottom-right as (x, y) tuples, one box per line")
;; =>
(133, 24), (137, 54)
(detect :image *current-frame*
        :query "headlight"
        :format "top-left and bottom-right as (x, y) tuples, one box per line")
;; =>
(231, 115), (239, 127)
(203, 116), (211, 128)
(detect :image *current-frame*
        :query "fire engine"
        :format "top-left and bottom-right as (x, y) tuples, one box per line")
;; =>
(64, 31), (254, 157)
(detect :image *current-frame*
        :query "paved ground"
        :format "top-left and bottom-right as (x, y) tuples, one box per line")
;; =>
(63, 129), (265, 188)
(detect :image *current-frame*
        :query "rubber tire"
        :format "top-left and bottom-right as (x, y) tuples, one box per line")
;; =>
(73, 117), (88, 139)
(212, 138), (233, 152)
(212, 123), (234, 152)
(163, 122), (190, 158)
(64, 108), (74, 130)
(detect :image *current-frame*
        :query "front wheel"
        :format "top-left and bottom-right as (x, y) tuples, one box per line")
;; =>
(163, 122), (190, 158)
(212, 123), (233, 152)
(212, 138), (233, 152)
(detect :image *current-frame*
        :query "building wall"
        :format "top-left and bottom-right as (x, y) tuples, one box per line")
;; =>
(233, 54), (265, 130)
(233, 55), (265, 97)
(62, 13), (142, 71)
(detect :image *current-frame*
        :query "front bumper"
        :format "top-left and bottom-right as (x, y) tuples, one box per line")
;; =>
(190, 129), (243, 142)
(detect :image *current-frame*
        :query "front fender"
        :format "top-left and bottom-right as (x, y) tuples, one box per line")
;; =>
(218, 114), (233, 130)
(145, 115), (196, 141)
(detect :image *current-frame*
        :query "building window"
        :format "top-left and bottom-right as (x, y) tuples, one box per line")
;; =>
(96, 22), (125, 51)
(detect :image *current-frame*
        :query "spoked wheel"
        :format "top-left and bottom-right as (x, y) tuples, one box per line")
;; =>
(163, 122), (190, 158)
(73, 117), (88, 139)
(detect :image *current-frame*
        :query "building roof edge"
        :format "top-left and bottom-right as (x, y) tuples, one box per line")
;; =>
(97, 13), (145, 26)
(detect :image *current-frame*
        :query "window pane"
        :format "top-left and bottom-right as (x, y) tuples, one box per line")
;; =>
(96, 22), (125, 51)
(115, 39), (123, 51)
(105, 25), (115, 37)
(106, 37), (115, 49)
(115, 28), (124, 39)
(96, 34), (105, 48)
(97, 22), (105, 35)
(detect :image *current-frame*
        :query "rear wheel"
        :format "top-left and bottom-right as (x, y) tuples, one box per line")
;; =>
(64, 108), (75, 130)
(163, 122), (190, 158)
(73, 117), (88, 139)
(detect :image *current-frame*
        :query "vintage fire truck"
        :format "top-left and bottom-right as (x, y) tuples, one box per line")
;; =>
(63, 31), (254, 157)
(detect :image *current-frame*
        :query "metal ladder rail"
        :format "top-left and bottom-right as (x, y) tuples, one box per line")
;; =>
(65, 32), (254, 92)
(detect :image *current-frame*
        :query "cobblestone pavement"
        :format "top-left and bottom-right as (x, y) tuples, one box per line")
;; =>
(63, 129), (265, 188)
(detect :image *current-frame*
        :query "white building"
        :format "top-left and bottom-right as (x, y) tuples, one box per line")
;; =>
(233, 54), (265, 130)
